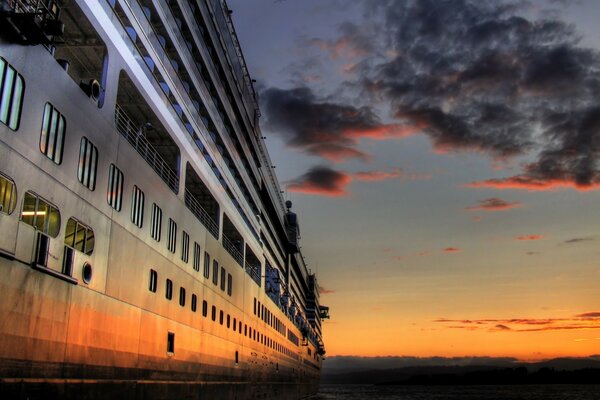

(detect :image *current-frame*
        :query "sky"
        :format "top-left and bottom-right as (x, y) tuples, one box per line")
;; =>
(227, 0), (600, 361)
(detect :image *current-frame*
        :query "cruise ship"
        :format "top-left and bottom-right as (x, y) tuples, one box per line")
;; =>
(0, 0), (329, 398)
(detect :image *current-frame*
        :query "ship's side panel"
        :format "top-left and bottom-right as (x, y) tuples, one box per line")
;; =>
(0, 0), (323, 398)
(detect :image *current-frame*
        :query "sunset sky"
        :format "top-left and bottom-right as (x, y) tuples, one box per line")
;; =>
(227, 0), (600, 360)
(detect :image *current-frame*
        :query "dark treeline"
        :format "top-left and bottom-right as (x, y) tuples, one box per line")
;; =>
(382, 367), (600, 386)
(323, 366), (600, 385)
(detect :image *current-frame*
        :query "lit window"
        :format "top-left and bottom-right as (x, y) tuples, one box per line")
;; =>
(64, 217), (94, 255)
(193, 242), (201, 271)
(0, 172), (17, 215)
(131, 185), (144, 228)
(151, 203), (162, 241)
(77, 137), (98, 190)
(167, 218), (177, 253)
(21, 191), (61, 237)
(181, 231), (189, 263)
(107, 164), (124, 211)
(0, 57), (25, 131)
(40, 103), (65, 164)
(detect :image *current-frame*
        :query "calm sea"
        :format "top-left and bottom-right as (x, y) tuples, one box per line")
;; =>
(314, 384), (600, 400)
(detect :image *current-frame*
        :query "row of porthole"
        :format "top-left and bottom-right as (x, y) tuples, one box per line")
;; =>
(149, 268), (297, 359)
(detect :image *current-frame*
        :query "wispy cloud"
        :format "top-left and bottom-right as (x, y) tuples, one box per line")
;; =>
(435, 312), (600, 333)
(319, 285), (336, 295)
(443, 247), (462, 253)
(515, 234), (544, 241)
(465, 197), (523, 212)
(564, 237), (595, 244)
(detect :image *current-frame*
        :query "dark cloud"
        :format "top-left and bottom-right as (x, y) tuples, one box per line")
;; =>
(286, 165), (352, 197)
(274, 0), (600, 190)
(261, 86), (419, 162)
(465, 197), (523, 211)
(494, 324), (512, 331)
(576, 312), (600, 318)
(564, 236), (594, 244)
(318, 285), (336, 295)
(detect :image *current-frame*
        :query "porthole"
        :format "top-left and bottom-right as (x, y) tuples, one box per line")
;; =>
(82, 262), (93, 283)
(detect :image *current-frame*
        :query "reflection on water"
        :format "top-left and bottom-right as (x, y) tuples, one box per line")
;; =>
(315, 384), (600, 400)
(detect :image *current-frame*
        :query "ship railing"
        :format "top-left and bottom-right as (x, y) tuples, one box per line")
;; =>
(115, 105), (179, 193)
(245, 260), (261, 286)
(212, 0), (260, 124)
(184, 189), (219, 239)
(222, 233), (243, 267)
(3, 0), (59, 19)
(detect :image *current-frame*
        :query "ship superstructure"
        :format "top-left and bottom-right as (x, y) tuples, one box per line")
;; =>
(0, 0), (328, 398)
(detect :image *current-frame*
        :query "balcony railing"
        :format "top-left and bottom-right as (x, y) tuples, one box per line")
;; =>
(245, 260), (261, 287)
(222, 233), (243, 267)
(184, 189), (219, 239)
(115, 105), (179, 193)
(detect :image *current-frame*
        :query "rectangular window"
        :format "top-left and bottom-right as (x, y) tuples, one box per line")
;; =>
(167, 331), (175, 354)
(219, 310), (223, 325)
(203, 251), (210, 278)
(165, 278), (173, 300)
(167, 218), (177, 253)
(193, 242), (201, 271)
(181, 231), (189, 263)
(202, 300), (208, 317)
(107, 164), (124, 211)
(21, 191), (61, 237)
(212, 260), (218, 285)
(211, 305), (216, 321)
(149, 269), (157, 292)
(227, 273), (233, 296)
(62, 246), (74, 276)
(220, 267), (226, 291)
(227, 314), (230, 328)
(191, 294), (197, 312)
(40, 103), (65, 164)
(64, 217), (94, 255)
(151, 203), (162, 241)
(0, 172), (17, 215)
(179, 287), (186, 307)
(77, 137), (98, 190)
(0, 57), (25, 131)
(131, 185), (144, 228)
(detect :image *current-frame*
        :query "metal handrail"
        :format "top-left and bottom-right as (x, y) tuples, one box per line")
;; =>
(245, 260), (261, 286)
(222, 233), (243, 267)
(184, 189), (219, 238)
(4, 0), (58, 18)
(114, 105), (179, 193)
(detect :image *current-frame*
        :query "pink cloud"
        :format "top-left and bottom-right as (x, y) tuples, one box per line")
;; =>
(443, 247), (462, 253)
(515, 234), (543, 241)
